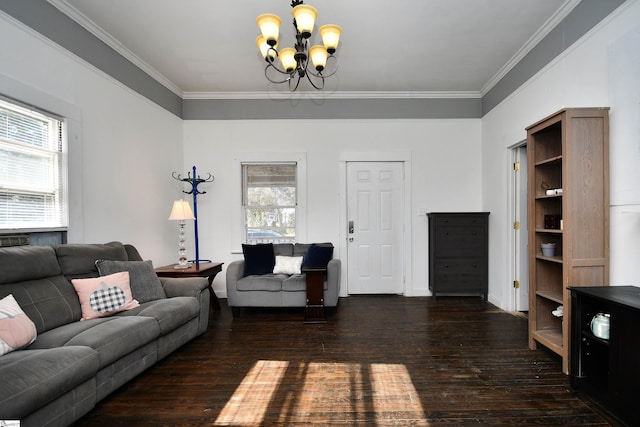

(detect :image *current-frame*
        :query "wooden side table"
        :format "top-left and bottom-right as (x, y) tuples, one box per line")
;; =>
(155, 262), (223, 311)
(302, 266), (327, 323)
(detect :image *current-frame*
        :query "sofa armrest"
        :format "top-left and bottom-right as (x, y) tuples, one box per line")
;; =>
(325, 258), (341, 306)
(160, 276), (210, 298)
(159, 276), (210, 335)
(225, 260), (245, 307)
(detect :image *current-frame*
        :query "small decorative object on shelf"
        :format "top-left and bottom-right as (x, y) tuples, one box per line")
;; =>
(590, 312), (610, 340)
(541, 242), (556, 257)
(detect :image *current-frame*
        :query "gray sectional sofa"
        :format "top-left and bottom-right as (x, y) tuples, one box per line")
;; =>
(226, 242), (340, 316)
(0, 242), (210, 427)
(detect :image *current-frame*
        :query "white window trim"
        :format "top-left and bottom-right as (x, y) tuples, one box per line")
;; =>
(232, 152), (307, 253)
(0, 73), (82, 240)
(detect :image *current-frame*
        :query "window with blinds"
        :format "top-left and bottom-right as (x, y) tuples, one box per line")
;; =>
(0, 98), (67, 230)
(242, 163), (296, 243)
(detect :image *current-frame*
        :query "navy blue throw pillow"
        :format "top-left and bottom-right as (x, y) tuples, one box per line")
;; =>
(302, 244), (333, 269)
(242, 243), (275, 276)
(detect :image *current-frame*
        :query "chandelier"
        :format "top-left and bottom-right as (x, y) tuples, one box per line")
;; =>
(256, 1), (342, 91)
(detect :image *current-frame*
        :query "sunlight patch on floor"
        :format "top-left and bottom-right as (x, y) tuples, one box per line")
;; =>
(214, 360), (289, 425)
(214, 360), (428, 425)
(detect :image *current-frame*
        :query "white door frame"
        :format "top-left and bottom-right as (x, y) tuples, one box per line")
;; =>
(507, 140), (528, 312)
(338, 152), (412, 297)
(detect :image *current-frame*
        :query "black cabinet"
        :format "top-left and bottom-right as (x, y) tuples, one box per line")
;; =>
(570, 286), (640, 426)
(427, 212), (489, 299)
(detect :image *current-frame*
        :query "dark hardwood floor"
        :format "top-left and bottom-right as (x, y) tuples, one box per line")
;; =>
(75, 296), (618, 426)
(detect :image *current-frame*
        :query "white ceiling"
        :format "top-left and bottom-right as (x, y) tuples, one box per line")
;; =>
(48, 0), (578, 98)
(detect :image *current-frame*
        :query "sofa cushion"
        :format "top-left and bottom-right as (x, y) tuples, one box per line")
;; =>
(0, 346), (99, 420)
(29, 316), (160, 369)
(302, 244), (334, 268)
(0, 245), (62, 284)
(0, 294), (37, 356)
(273, 256), (303, 275)
(115, 296), (200, 335)
(0, 274), (82, 335)
(96, 259), (166, 303)
(71, 272), (140, 320)
(237, 274), (285, 292)
(242, 243), (275, 276)
(56, 241), (129, 279)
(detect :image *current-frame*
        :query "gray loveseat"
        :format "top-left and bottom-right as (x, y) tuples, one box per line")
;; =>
(226, 242), (340, 316)
(0, 241), (210, 427)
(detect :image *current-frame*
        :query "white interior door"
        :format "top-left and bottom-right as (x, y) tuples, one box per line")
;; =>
(347, 162), (404, 294)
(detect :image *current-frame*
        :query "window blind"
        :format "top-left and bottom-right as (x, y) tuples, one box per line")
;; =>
(0, 98), (66, 230)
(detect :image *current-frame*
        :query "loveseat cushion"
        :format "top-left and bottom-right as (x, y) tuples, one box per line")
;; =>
(0, 346), (99, 420)
(242, 243), (275, 276)
(56, 241), (129, 279)
(302, 244), (334, 268)
(115, 296), (200, 335)
(29, 316), (159, 369)
(282, 275), (329, 292)
(237, 274), (285, 292)
(273, 243), (294, 256)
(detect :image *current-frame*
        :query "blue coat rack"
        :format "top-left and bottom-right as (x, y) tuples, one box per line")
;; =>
(172, 166), (214, 266)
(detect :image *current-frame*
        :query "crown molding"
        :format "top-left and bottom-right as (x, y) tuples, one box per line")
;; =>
(46, 0), (184, 98)
(182, 91), (482, 100)
(480, 0), (581, 96)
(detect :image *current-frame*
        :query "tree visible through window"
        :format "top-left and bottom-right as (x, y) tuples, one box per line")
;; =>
(0, 98), (66, 230)
(242, 163), (296, 243)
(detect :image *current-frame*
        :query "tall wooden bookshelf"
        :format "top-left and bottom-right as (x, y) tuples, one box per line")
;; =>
(527, 108), (609, 374)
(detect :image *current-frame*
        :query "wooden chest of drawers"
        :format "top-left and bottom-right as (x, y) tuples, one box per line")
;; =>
(427, 212), (490, 299)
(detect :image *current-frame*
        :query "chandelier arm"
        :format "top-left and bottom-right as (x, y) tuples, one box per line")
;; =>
(289, 74), (302, 91)
(305, 72), (325, 90)
(306, 56), (338, 79)
(264, 64), (295, 85)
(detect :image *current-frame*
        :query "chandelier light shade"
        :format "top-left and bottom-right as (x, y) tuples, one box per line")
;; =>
(168, 199), (195, 269)
(256, 14), (281, 45)
(256, 0), (342, 91)
(291, 4), (317, 37)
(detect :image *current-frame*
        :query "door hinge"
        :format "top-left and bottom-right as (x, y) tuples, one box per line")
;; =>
(513, 161), (520, 171)
(513, 221), (520, 230)
(513, 280), (520, 289)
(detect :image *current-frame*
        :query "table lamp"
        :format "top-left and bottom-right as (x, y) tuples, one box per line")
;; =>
(168, 199), (195, 269)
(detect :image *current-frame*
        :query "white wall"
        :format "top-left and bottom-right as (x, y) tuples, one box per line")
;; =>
(183, 119), (482, 297)
(482, 0), (640, 309)
(0, 13), (184, 263)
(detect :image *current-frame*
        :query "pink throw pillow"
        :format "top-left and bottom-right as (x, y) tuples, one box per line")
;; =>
(0, 294), (37, 356)
(72, 272), (140, 320)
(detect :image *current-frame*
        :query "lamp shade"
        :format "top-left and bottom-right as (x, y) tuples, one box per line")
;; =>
(168, 199), (195, 221)
(309, 45), (328, 71)
(292, 4), (317, 38)
(256, 35), (277, 60)
(256, 13), (281, 46)
(278, 47), (297, 72)
(319, 24), (342, 54)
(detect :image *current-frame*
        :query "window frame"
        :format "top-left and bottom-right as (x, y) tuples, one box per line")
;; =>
(0, 96), (68, 232)
(242, 162), (297, 243)
(232, 152), (307, 252)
